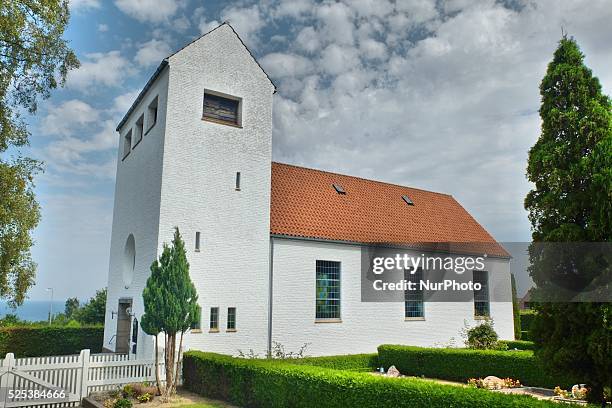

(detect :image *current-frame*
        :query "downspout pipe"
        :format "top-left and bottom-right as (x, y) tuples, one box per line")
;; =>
(267, 236), (274, 357)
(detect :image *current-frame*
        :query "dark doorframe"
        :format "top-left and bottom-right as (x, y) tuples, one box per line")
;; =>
(115, 298), (132, 354)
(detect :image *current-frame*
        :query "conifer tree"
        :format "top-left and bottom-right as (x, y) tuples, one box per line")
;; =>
(525, 36), (611, 405)
(141, 228), (199, 398)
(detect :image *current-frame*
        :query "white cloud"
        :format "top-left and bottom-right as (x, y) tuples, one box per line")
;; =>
(112, 89), (141, 114)
(67, 51), (132, 91)
(114, 0), (182, 23)
(69, 0), (100, 12)
(98, 23), (109, 32)
(221, 5), (265, 48)
(260, 53), (314, 78)
(134, 39), (171, 67)
(41, 100), (100, 136)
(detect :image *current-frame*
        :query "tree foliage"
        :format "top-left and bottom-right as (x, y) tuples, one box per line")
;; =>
(525, 36), (612, 404)
(510, 274), (521, 340)
(0, 0), (79, 306)
(73, 288), (106, 325)
(141, 228), (199, 397)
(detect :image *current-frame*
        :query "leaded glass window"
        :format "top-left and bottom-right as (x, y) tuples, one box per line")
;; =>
(405, 267), (424, 318)
(316, 260), (341, 320)
(473, 270), (490, 317)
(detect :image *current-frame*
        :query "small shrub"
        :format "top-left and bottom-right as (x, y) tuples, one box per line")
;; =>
(137, 393), (152, 403)
(121, 384), (136, 399)
(466, 321), (499, 349)
(113, 398), (132, 408)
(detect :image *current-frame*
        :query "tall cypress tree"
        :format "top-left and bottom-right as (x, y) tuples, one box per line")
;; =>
(525, 36), (611, 404)
(141, 228), (199, 398)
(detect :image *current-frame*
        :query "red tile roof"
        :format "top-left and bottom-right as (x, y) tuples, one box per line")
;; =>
(270, 162), (509, 257)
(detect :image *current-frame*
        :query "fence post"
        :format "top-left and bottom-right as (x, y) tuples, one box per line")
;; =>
(1, 353), (15, 404)
(79, 349), (91, 401)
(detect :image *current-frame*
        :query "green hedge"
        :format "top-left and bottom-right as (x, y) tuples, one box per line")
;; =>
(0, 326), (103, 357)
(279, 353), (379, 371)
(521, 330), (532, 341)
(183, 351), (561, 408)
(500, 340), (535, 351)
(520, 310), (536, 331)
(378, 345), (577, 389)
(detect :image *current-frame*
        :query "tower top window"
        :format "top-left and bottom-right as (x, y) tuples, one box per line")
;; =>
(203, 91), (241, 127)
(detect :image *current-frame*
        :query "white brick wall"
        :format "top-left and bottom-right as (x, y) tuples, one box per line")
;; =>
(271, 237), (514, 356)
(104, 67), (170, 358)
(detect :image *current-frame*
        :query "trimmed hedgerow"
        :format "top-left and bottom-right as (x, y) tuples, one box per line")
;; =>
(378, 345), (578, 389)
(499, 340), (535, 351)
(183, 351), (562, 408)
(279, 353), (379, 371)
(0, 326), (103, 357)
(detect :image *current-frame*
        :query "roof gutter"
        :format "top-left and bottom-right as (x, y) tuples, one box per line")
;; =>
(116, 59), (169, 131)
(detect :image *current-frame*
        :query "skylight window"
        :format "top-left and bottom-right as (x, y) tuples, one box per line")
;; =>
(402, 195), (414, 206)
(333, 184), (346, 195)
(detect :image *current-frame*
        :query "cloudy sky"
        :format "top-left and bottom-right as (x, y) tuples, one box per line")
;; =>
(21, 0), (612, 301)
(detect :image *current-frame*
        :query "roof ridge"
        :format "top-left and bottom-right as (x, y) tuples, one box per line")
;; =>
(271, 161), (453, 198)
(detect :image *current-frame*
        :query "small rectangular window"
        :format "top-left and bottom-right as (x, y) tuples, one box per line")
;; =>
(235, 172), (241, 190)
(134, 114), (144, 146)
(227, 307), (236, 330)
(190, 305), (201, 330)
(473, 270), (490, 317)
(195, 232), (201, 251)
(123, 129), (132, 159)
(209, 307), (219, 331)
(147, 96), (158, 132)
(316, 260), (341, 320)
(203, 91), (240, 126)
(402, 195), (415, 206)
(332, 184), (346, 194)
(405, 268), (424, 318)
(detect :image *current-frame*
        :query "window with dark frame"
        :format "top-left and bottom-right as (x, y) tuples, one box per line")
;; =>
(190, 305), (201, 330)
(195, 232), (201, 251)
(135, 114), (144, 146)
(203, 92), (240, 126)
(316, 260), (341, 320)
(473, 270), (490, 317)
(235, 172), (241, 190)
(123, 129), (132, 159)
(209, 307), (219, 331)
(147, 96), (158, 131)
(227, 307), (236, 330)
(404, 268), (424, 318)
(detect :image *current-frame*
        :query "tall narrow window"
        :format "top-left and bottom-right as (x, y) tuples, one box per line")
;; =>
(473, 270), (490, 317)
(123, 129), (132, 159)
(134, 114), (144, 146)
(209, 307), (219, 331)
(227, 307), (236, 331)
(190, 305), (201, 330)
(405, 268), (424, 318)
(195, 232), (201, 251)
(316, 260), (341, 320)
(203, 91), (241, 126)
(235, 172), (241, 190)
(147, 96), (158, 132)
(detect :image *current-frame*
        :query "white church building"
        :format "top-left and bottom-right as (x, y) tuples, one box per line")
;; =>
(103, 23), (514, 358)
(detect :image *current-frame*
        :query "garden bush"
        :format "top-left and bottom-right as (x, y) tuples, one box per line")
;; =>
(378, 344), (578, 389)
(183, 351), (562, 408)
(0, 325), (103, 357)
(279, 353), (378, 371)
(499, 340), (535, 351)
(520, 310), (536, 332)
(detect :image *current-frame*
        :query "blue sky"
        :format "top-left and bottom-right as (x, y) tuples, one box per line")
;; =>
(20, 0), (612, 301)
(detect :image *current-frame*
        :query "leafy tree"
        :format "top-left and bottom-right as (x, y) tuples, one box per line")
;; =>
(64, 297), (79, 318)
(510, 274), (521, 340)
(525, 36), (611, 405)
(141, 228), (199, 398)
(74, 288), (106, 325)
(0, 0), (79, 306)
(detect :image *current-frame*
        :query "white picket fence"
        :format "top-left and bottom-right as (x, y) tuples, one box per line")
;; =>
(0, 350), (176, 408)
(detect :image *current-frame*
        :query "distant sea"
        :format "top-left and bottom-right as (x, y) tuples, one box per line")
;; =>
(1, 300), (66, 322)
